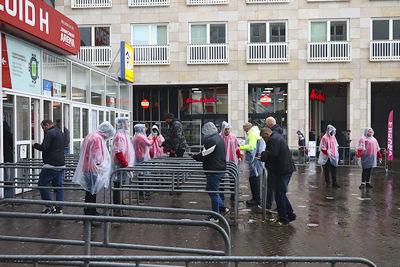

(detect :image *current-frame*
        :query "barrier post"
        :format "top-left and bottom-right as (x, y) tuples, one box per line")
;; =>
(83, 220), (91, 267)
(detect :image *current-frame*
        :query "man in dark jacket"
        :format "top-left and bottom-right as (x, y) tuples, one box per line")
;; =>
(33, 120), (65, 214)
(260, 127), (296, 226)
(163, 113), (187, 157)
(190, 122), (227, 223)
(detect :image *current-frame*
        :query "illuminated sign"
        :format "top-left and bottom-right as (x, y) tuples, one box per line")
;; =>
(120, 41), (134, 83)
(310, 89), (326, 103)
(260, 94), (272, 106)
(141, 99), (149, 109)
(186, 97), (218, 103)
(106, 98), (129, 104)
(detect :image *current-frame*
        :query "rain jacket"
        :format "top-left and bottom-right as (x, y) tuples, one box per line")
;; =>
(112, 117), (135, 169)
(73, 122), (115, 194)
(193, 122), (226, 171)
(219, 121), (242, 164)
(33, 126), (65, 166)
(318, 125), (339, 167)
(357, 128), (382, 169)
(164, 119), (187, 152)
(148, 125), (165, 157)
(240, 126), (265, 177)
(133, 124), (153, 163)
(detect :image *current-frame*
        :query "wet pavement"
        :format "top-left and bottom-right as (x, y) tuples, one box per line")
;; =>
(0, 164), (399, 266)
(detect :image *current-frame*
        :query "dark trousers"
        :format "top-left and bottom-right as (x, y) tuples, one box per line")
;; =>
(362, 168), (372, 183)
(113, 181), (122, 204)
(266, 172), (275, 209)
(84, 191), (97, 215)
(38, 169), (64, 211)
(249, 175), (260, 202)
(169, 148), (185, 157)
(324, 160), (337, 185)
(206, 173), (226, 214)
(274, 173), (295, 223)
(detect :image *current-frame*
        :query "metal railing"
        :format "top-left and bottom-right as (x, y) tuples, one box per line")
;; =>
(76, 46), (112, 66)
(132, 45), (170, 65)
(247, 42), (289, 63)
(370, 40), (400, 61)
(307, 41), (351, 62)
(187, 0), (229, 4)
(128, 0), (170, 6)
(71, 0), (112, 8)
(246, 0), (289, 3)
(187, 43), (229, 64)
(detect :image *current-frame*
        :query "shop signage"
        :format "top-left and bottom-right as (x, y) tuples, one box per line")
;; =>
(0, 0), (80, 55)
(310, 89), (326, 103)
(186, 97), (218, 104)
(387, 110), (394, 161)
(43, 79), (51, 96)
(1, 33), (41, 94)
(120, 41), (134, 83)
(53, 82), (61, 98)
(141, 99), (149, 109)
(260, 94), (272, 106)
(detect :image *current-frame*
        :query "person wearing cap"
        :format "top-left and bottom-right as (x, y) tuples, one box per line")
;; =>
(72, 122), (116, 216)
(148, 125), (165, 158)
(318, 125), (340, 188)
(163, 113), (187, 157)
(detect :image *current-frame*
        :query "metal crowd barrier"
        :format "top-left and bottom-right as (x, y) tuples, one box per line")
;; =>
(110, 157), (240, 225)
(0, 199), (231, 262)
(0, 255), (377, 267)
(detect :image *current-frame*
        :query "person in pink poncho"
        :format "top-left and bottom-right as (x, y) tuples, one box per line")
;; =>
(132, 124), (154, 165)
(219, 121), (243, 165)
(318, 125), (340, 188)
(148, 125), (165, 158)
(356, 128), (382, 189)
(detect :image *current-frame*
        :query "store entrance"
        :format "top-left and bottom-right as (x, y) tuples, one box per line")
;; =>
(309, 83), (348, 146)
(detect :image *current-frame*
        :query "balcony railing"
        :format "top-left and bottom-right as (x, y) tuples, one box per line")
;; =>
(76, 46), (112, 66)
(132, 45), (170, 65)
(187, 43), (229, 64)
(370, 40), (400, 61)
(187, 0), (228, 5)
(247, 42), (289, 63)
(246, 0), (289, 3)
(307, 41), (351, 62)
(71, 0), (112, 8)
(128, 0), (170, 7)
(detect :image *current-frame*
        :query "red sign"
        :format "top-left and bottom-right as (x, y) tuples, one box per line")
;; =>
(141, 99), (149, 109)
(387, 110), (394, 161)
(260, 95), (272, 106)
(0, 0), (80, 55)
(310, 89), (326, 103)
(186, 97), (218, 104)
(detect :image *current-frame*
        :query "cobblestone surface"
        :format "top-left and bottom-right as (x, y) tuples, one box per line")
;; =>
(0, 164), (399, 266)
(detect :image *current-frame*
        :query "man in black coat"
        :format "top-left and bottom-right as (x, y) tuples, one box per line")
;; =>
(190, 122), (227, 223)
(163, 113), (187, 157)
(33, 120), (65, 214)
(260, 127), (296, 226)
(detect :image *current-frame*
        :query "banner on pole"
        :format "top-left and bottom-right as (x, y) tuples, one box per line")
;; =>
(387, 110), (394, 161)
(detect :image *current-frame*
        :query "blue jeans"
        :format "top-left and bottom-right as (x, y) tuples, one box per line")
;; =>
(206, 173), (226, 214)
(249, 175), (261, 202)
(274, 173), (295, 223)
(64, 148), (70, 155)
(38, 169), (64, 210)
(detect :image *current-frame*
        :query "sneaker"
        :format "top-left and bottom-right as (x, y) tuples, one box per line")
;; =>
(205, 216), (219, 223)
(366, 183), (373, 189)
(288, 214), (296, 222)
(270, 220), (288, 227)
(332, 183), (341, 188)
(359, 184), (365, 189)
(42, 206), (55, 214)
(52, 209), (63, 214)
(246, 199), (261, 206)
(219, 207), (229, 215)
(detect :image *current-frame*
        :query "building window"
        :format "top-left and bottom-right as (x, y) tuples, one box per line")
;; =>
(79, 26), (110, 46)
(131, 24), (168, 45)
(190, 23), (227, 44)
(372, 19), (400, 40)
(310, 20), (348, 42)
(249, 21), (286, 43)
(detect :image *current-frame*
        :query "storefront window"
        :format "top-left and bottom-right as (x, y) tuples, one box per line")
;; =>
(120, 84), (130, 111)
(91, 71), (105, 106)
(43, 53), (69, 99)
(106, 77), (119, 108)
(53, 102), (62, 124)
(72, 64), (89, 103)
(44, 100), (51, 120)
(16, 96), (29, 141)
(73, 107), (80, 139)
(82, 108), (89, 137)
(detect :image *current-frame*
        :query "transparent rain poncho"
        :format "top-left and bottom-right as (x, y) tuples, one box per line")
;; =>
(318, 124), (339, 167)
(357, 128), (380, 168)
(219, 121), (240, 164)
(72, 122), (116, 194)
(112, 117), (135, 169)
(132, 124), (153, 164)
(148, 125), (165, 157)
(249, 138), (266, 177)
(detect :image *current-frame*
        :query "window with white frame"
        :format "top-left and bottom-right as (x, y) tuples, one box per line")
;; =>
(79, 26), (110, 46)
(131, 24), (168, 45)
(190, 23), (227, 44)
(372, 18), (400, 40)
(249, 21), (286, 43)
(310, 20), (348, 42)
